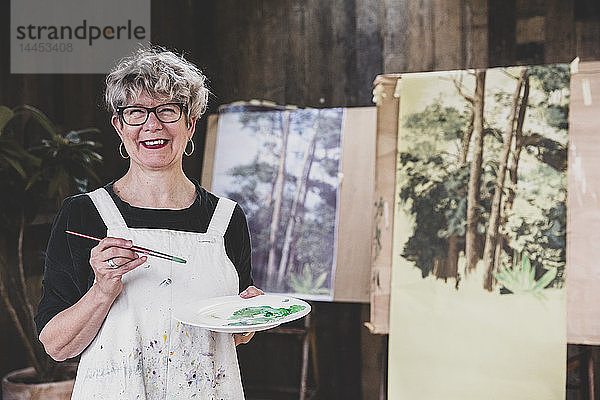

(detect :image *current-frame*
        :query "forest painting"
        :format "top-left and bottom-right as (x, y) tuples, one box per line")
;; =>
(388, 65), (568, 399)
(398, 65), (568, 293)
(211, 105), (344, 300)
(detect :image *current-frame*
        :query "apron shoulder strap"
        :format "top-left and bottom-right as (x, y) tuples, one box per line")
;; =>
(87, 188), (128, 229)
(207, 197), (236, 236)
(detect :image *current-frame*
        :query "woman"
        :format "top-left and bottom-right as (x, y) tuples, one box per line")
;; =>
(35, 47), (263, 399)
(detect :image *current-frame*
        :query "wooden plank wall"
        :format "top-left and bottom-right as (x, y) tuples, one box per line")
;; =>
(0, 1), (599, 399)
(4, 0), (596, 126)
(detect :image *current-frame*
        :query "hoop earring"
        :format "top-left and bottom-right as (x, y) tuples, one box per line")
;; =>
(119, 142), (129, 159)
(184, 139), (194, 156)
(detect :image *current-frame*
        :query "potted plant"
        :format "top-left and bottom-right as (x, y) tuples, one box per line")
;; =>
(0, 104), (103, 398)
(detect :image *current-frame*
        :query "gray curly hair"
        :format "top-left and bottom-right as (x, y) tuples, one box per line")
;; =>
(105, 47), (209, 122)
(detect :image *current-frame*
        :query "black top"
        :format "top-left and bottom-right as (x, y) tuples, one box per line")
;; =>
(35, 181), (253, 336)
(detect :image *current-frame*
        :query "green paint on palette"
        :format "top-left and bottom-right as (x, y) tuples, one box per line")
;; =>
(227, 317), (275, 326)
(226, 305), (306, 326)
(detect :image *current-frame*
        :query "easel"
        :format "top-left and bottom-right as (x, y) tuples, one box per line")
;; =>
(282, 311), (315, 400)
(247, 304), (317, 400)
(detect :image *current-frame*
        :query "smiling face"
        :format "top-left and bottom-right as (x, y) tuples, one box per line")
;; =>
(112, 92), (197, 172)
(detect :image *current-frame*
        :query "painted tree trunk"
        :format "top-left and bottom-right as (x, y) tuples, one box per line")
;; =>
(435, 74), (475, 282)
(434, 234), (459, 280)
(266, 111), (291, 288)
(495, 74), (530, 274)
(289, 151), (316, 276)
(504, 75), (530, 213)
(265, 167), (278, 207)
(465, 70), (486, 273)
(482, 68), (527, 291)
(460, 113), (474, 165)
(447, 234), (459, 279)
(276, 112), (321, 286)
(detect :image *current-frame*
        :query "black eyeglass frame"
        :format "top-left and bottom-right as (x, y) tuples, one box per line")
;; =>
(116, 102), (187, 126)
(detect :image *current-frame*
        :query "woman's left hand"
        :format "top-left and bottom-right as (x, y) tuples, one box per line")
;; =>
(239, 285), (264, 299)
(233, 286), (264, 346)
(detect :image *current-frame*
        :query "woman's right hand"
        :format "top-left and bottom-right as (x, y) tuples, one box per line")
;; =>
(89, 237), (147, 300)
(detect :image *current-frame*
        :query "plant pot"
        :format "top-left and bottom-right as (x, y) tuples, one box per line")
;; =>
(1, 363), (77, 400)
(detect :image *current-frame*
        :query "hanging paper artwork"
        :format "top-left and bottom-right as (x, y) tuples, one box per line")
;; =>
(210, 105), (344, 300)
(388, 65), (569, 399)
(567, 61), (600, 344)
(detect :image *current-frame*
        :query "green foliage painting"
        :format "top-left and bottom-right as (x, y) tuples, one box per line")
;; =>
(397, 65), (569, 295)
(211, 105), (344, 299)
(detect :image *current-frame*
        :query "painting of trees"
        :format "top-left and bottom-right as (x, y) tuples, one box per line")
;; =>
(397, 65), (569, 294)
(211, 106), (344, 299)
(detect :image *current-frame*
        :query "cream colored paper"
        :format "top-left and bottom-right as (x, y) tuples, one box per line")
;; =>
(389, 67), (567, 399)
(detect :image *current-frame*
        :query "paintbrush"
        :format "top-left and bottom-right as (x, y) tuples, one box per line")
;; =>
(65, 230), (187, 264)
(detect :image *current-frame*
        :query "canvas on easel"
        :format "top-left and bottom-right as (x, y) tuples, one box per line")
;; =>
(388, 65), (568, 399)
(202, 103), (375, 303)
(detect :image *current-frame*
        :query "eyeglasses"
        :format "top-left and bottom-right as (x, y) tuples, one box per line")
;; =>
(117, 103), (186, 126)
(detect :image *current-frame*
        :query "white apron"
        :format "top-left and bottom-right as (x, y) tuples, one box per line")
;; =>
(71, 188), (244, 400)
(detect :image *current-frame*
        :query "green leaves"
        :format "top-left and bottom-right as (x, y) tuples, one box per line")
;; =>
(0, 105), (15, 132)
(0, 106), (43, 182)
(494, 252), (557, 299)
(288, 264), (330, 296)
(0, 103), (103, 222)
(29, 126), (103, 199)
(13, 105), (58, 139)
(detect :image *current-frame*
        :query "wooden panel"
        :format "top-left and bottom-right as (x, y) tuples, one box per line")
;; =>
(516, 16), (545, 44)
(356, 0), (383, 101)
(576, 20), (600, 61)
(213, 0), (259, 103)
(545, 0), (576, 64)
(383, 0), (489, 73)
(514, 0), (546, 65)
(285, 1), (309, 105)
(382, 0), (437, 73)
(303, 0), (336, 107)
(200, 114), (219, 189)
(567, 60), (600, 344)
(257, 2), (288, 103)
(433, 0), (463, 70)
(516, 0), (546, 17)
(575, 0), (600, 20)
(330, 0), (357, 106)
(333, 107), (377, 303)
(365, 74), (400, 334)
(464, 0), (489, 69)
(382, 0), (409, 73)
(488, 0), (517, 66)
(406, 0), (435, 72)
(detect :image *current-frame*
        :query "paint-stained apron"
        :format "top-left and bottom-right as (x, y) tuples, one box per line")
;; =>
(71, 188), (244, 400)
